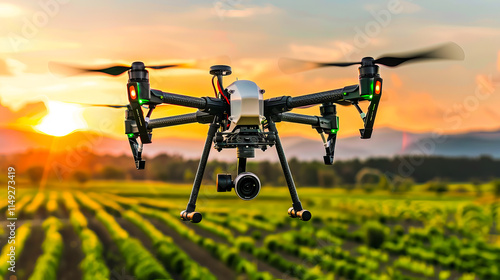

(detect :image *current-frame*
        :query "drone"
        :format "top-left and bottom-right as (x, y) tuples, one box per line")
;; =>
(51, 42), (464, 223)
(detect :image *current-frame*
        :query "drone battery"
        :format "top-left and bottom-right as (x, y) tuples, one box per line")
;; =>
(226, 80), (264, 131)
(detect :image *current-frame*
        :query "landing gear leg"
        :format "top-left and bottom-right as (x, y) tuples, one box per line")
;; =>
(267, 120), (312, 221)
(180, 122), (219, 223)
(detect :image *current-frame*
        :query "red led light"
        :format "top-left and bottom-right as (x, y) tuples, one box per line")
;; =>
(375, 81), (381, 94)
(129, 85), (137, 100)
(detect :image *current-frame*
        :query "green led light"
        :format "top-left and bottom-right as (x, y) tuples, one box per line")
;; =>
(370, 81), (374, 93)
(343, 92), (347, 96)
(331, 117), (339, 134)
(139, 99), (149, 105)
(127, 133), (135, 138)
(361, 94), (372, 100)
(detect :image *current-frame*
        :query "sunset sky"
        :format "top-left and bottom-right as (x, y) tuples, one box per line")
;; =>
(1, 0), (499, 145)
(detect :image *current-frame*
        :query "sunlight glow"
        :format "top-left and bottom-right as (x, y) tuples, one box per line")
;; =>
(35, 101), (87, 137)
(0, 3), (22, 18)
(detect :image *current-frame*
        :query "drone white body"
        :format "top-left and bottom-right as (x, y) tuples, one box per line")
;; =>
(226, 80), (264, 131)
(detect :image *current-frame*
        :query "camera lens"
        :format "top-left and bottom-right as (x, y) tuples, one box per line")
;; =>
(234, 172), (261, 200)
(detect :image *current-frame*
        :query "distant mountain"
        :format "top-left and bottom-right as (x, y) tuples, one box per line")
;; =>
(2, 127), (499, 161)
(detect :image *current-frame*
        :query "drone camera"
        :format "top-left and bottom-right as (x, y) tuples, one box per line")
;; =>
(216, 174), (233, 192)
(234, 172), (261, 200)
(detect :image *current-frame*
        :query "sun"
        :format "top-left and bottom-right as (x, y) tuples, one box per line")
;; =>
(35, 101), (87, 137)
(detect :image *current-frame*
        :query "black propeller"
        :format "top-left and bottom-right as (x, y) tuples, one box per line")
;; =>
(48, 62), (185, 76)
(49, 56), (231, 77)
(279, 42), (465, 74)
(74, 103), (129, 108)
(63, 101), (169, 110)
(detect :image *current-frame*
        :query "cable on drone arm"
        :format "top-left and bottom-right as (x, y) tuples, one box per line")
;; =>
(211, 76), (218, 98)
(216, 76), (230, 105)
(145, 105), (156, 123)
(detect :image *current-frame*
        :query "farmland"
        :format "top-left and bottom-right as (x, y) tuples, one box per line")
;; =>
(1, 182), (499, 280)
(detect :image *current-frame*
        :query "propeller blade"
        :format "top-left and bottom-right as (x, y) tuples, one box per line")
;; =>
(50, 56), (232, 77)
(146, 64), (184, 70)
(279, 58), (360, 74)
(61, 101), (129, 108)
(279, 42), (464, 73)
(64, 101), (170, 110)
(374, 42), (465, 67)
(48, 62), (131, 76)
(83, 104), (129, 108)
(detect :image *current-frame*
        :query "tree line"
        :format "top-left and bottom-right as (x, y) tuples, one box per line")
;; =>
(7, 149), (499, 188)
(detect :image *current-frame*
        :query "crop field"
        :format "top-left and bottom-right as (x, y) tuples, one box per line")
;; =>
(1, 182), (499, 280)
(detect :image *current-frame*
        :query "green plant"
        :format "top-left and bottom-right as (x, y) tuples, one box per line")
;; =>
(492, 179), (500, 198)
(363, 221), (387, 249)
(28, 217), (63, 280)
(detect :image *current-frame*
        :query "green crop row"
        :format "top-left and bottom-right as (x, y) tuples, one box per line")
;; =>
(235, 235), (340, 280)
(28, 217), (63, 280)
(79, 228), (110, 280)
(123, 210), (216, 280)
(76, 193), (171, 280)
(191, 216), (235, 243)
(23, 192), (45, 217)
(356, 246), (389, 263)
(262, 232), (381, 278)
(0, 222), (32, 278)
(383, 224), (500, 279)
(135, 206), (275, 280)
(88, 192), (124, 214)
(238, 214), (280, 231)
(63, 192), (109, 280)
(46, 192), (58, 214)
(393, 256), (435, 278)
(203, 214), (249, 233)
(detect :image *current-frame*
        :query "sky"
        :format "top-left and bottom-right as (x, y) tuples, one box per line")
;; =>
(0, 0), (499, 143)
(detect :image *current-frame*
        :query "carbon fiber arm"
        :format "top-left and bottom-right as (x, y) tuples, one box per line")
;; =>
(286, 85), (359, 108)
(151, 89), (207, 109)
(264, 85), (358, 116)
(279, 112), (319, 126)
(147, 111), (214, 129)
(151, 89), (227, 115)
